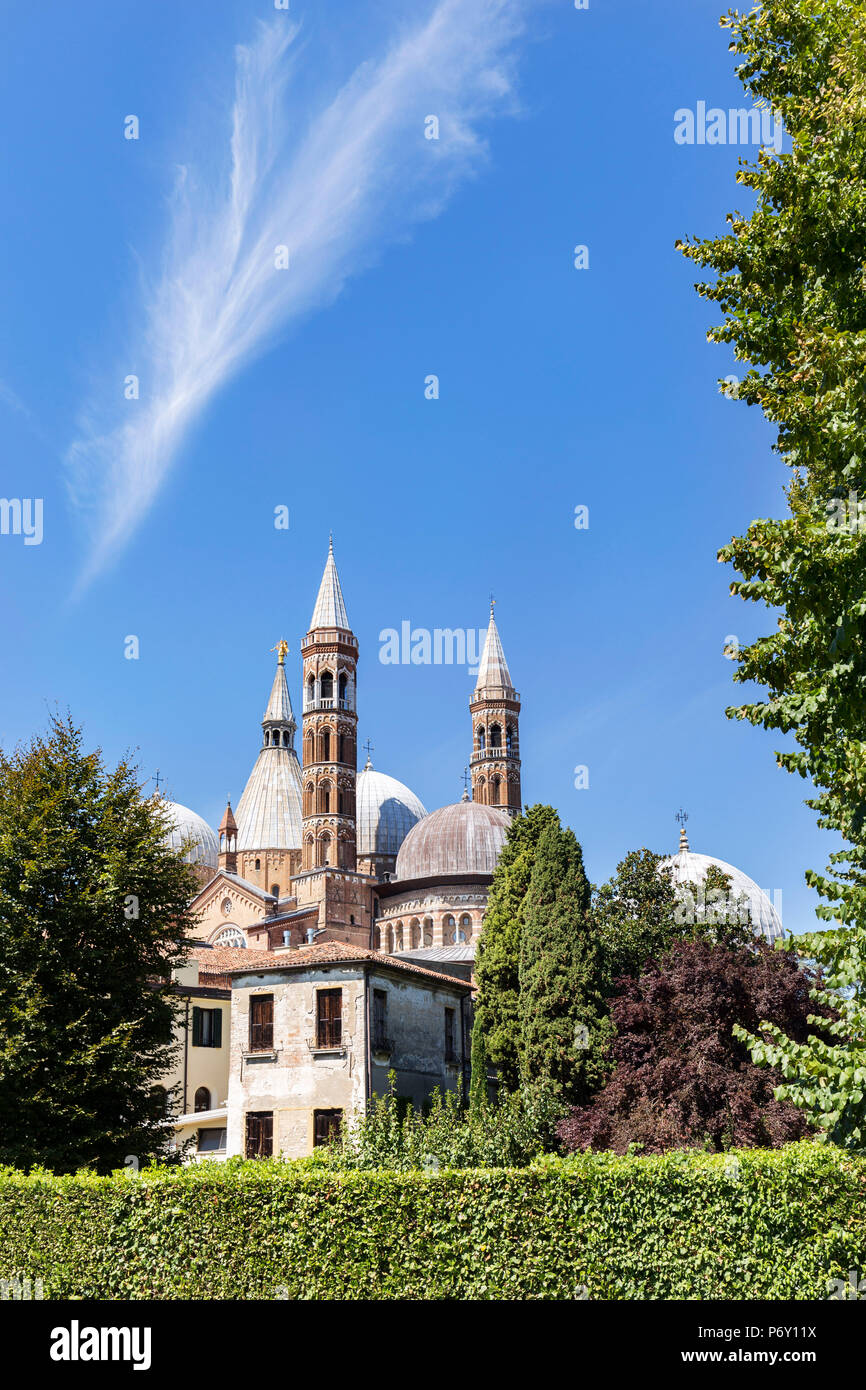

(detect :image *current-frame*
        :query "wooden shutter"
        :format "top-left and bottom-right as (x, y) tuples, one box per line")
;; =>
(373, 990), (387, 1048)
(316, 989), (342, 1048)
(212, 1008), (222, 1049)
(191, 1006), (202, 1046)
(245, 1112), (273, 1159)
(249, 995), (274, 1051)
(444, 1007), (456, 1060)
(314, 1109), (343, 1147)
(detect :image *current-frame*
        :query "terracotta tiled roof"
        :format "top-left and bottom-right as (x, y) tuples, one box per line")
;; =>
(225, 939), (473, 989)
(189, 945), (277, 987)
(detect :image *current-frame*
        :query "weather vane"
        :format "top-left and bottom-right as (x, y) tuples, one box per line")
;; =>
(675, 808), (689, 830)
(271, 639), (289, 665)
(462, 766), (471, 792)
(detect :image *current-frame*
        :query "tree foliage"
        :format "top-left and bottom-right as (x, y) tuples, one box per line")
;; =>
(518, 820), (612, 1107)
(559, 938), (820, 1155)
(0, 714), (197, 1172)
(678, 0), (866, 932)
(735, 923), (866, 1150)
(473, 804), (560, 1090)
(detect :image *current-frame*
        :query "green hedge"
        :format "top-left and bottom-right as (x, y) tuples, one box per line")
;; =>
(0, 1143), (863, 1299)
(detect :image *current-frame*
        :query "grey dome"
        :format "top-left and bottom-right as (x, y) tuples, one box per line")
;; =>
(660, 847), (784, 943)
(162, 800), (219, 870)
(396, 800), (510, 880)
(356, 766), (427, 857)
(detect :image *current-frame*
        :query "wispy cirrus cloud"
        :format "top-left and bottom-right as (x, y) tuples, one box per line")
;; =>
(67, 0), (532, 591)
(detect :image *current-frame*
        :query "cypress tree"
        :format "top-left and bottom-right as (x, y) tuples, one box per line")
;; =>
(473, 804), (560, 1091)
(518, 820), (612, 1108)
(469, 1015), (489, 1114)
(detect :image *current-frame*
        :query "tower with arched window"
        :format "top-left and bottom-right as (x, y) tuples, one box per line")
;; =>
(301, 539), (359, 871)
(469, 602), (521, 816)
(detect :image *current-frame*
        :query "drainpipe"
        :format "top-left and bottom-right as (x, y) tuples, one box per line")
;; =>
(183, 996), (190, 1116)
(364, 966), (372, 1106)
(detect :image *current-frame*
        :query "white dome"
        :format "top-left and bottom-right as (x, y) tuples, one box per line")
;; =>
(162, 800), (219, 871)
(660, 847), (784, 943)
(356, 766), (427, 857)
(396, 800), (510, 880)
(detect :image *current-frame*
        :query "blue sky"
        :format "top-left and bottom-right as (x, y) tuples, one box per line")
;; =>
(0, 0), (829, 932)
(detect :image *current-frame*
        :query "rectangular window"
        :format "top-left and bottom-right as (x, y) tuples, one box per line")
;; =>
(313, 1109), (343, 1147)
(444, 1007), (457, 1062)
(372, 989), (388, 1050)
(249, 994), (274, 1052)
(245, 1112), (273, 1159)
(191, 1006), (222, 1048)
(316, 988), (342, 1048)
(197, 1128), (226, 1153)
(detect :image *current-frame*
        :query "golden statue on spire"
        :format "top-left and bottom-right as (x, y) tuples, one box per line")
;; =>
(271, 639), (289, 665)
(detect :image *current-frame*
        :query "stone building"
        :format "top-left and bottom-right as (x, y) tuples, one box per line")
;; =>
(174, 541), (523, 971)
(225, 941), (472, 1158)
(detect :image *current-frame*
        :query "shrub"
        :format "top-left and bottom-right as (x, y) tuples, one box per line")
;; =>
(0, 1144), (862, 1300)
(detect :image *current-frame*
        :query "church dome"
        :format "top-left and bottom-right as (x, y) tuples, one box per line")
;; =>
(396, 799), (510, 880)
(356, 764), (427, 857)
(660, 839), (784, 943)
(162, 800), (219, 871)
(235, 652), (304, 851)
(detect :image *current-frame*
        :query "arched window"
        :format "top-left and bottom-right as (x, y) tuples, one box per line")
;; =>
(307, 674), (315, 707)
(338, 672), (348, 707)
(444, 913), (456, 943)
(255, 858), (261, 871)
(492, 775), (501, 804)
(318, 780), (331, 814)
(194, 1086), (211, 1113)
(395, 922), (404, 952)
(320, 670), (334, 702)
(386, 925), (394, 953)
(321, 728), (331, 762)
(490, 723), (502, 749)
(410, 919), (421, 949)
(506, 724), (515, 754)
(476, 777), (486, 805)
(317, 835), (331, 868)
(458, 914), (472, 943)
(423, 917), (434, 946)
(304, 783), (315, 816)
(477, 726), (486, 751)
(270, 883), (279, 898)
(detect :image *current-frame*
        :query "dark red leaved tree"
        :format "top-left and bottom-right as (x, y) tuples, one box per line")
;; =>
(558, 938), (824, 1154)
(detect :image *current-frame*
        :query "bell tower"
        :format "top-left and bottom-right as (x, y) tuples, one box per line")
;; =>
(301, 539), (359, 871)
(470, 601), (521, 816)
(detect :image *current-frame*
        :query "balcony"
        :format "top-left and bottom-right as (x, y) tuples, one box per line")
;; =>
(302, 698), (354, 713)
(470, 746), (517, 762)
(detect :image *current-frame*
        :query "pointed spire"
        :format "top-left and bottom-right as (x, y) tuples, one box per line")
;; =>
(309, 536), (350, 631)
(263, 653), (296, 730)
(474, 601), (514, 693)
(219, 798), (238, 835)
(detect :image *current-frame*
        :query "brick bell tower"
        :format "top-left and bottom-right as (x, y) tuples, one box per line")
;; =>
(470, 600), (521, 816)
(301, 538), (359, 871)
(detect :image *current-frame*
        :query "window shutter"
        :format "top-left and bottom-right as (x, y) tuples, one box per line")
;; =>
(212, 1008), (222, 1048)
(192, 1006), (202, 1047)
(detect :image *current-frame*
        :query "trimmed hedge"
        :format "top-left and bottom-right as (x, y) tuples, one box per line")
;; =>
(0, 1143), (864, 1300)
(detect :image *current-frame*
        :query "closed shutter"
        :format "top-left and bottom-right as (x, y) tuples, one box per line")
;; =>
(316, 989), (342, 1048)
(212, 1008), (222, 1048)
(250, 995), (274, 1051)
(191, 1006), (202, 1047)
(246, 1112), (273, 1159)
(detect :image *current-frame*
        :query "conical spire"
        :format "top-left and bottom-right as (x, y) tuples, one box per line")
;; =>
(219, 798), (238, 835)
(474, 601), (514, 693)
(309, 536), (350, 631)
(263, 654), (296, 728)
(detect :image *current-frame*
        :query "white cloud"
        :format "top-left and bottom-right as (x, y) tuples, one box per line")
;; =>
(67, 0), (531, 590)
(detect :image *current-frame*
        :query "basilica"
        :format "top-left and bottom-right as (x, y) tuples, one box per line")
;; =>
(166, 540), (522, 977)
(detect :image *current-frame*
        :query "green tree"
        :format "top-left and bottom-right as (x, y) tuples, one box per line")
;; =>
(518, 821), (612, 1107)
(473, 804), (560, 1091)
(678, 0), (866, 1136)
(735, 924), (866, 1151)
(469, 1015), (489, 1114)
(0, 715), (197, 1172)
(677, 0), (866, 936)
